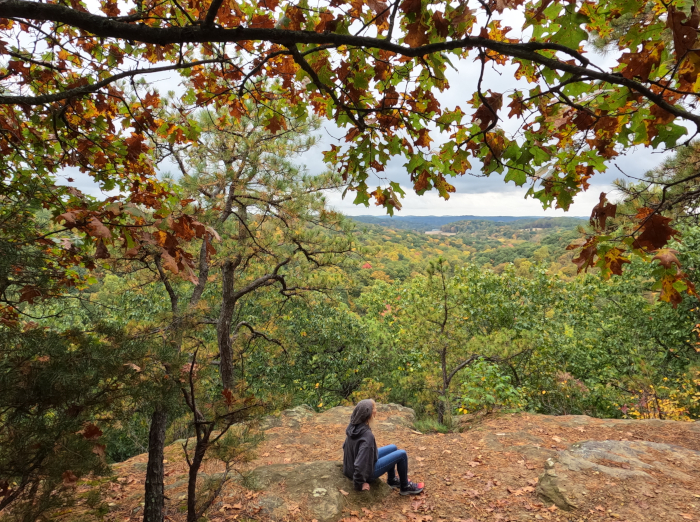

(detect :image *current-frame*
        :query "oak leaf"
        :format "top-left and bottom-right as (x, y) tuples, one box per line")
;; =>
(652, 249), (682, 270)
(399, 0), (421, 14)
(571, 237), (598, 273)
(95, 238), (110, 259)
(633, 209), (679, 250)
(405, 20), (430, 48)
(473, 92), (503, 130)
(80, 423), (103, 440)
(19, 286), (42, 304)
(589, 192), (616, 230)
(602, 247), (630, 277)
(62, 471), (78, 486)
(160, 250), (179, 274)
(86, 217), (112, 239)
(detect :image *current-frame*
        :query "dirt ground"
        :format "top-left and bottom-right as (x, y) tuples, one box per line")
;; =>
(76, 408), (700, 522)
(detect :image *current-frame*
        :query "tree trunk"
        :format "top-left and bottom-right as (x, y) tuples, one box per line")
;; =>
(186, 439), (209, 522)
(438, 345), (448, 424)
(217, 261), (236, 390)
(143, 408), (168, 522)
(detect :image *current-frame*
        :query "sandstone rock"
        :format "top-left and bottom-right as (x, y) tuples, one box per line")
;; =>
(247, 461), (392, 522)
(538, 440), (700, 510)
(261, 403), (416, 431)
(261, 404), (315, 430)
(536, 466), (579, 511)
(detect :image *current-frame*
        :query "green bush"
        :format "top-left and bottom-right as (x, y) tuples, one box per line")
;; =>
(458, 360), (523, 415)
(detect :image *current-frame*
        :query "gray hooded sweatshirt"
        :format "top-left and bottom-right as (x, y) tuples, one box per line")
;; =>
(342, 400), (378, 490)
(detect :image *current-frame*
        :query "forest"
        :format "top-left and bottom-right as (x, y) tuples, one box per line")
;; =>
(2, 0), (700, 520)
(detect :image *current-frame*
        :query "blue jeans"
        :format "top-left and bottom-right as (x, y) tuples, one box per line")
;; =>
(372, 444), (408, 487)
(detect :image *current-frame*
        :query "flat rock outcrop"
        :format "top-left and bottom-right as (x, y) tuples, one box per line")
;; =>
(248, 461), (392, 521)
(100, 408), (700, 522)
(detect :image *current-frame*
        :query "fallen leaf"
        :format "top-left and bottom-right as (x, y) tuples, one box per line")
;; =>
(468, 461), (481, 467)
(62, 471), (78, 486)
(339, 489), (349, 496)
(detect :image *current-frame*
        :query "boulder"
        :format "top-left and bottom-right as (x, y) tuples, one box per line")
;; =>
(537, 440), (700, 510)
(247, 461), (392, 522)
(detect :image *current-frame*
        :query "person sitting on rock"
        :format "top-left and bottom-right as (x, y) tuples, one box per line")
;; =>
(342, 399), (424, 496)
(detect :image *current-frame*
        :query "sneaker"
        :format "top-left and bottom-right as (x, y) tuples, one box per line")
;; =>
(399, 481), (424, 496)
(387, 477), (401, 489)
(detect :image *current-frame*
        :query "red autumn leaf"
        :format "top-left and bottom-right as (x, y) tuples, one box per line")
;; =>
(667, 4), (700, 61)
(284, 5), (306, 30)
(315, 11), (337, 32)
(399, 0), (421, 14)
(618, 42), (663, 80)
(80, 423), (103, 440)
(633, 209), (679, 250)
(473, 92), (503, 130)
(507, 95), (525, 119)
(160, 250), (180, 274)
(572, 237), (598, 273)
(367, 0), (388, 15)
(57, 210), (80, 228)
(125, 133), (147, 162)
(431, 11), (449, 37)
(19, 286), (42, 304)
(265, 114), (285, 134)
(257, 0), (279, 10)
(405, 20), (430, 48)
(95, 238), (110, 259)
(589, 192), (617, 230)
(171, 215), (196, 240)
(250, 14), (275, 28)
(222, 388), (234, 407)
(86, 217), (111, 239)
(62, 470), (78, 486)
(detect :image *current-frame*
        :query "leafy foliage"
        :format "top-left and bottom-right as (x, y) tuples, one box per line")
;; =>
(2, 0), (700, 297)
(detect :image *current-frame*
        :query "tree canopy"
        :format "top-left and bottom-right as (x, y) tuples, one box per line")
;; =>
(2, 1), (700, 245)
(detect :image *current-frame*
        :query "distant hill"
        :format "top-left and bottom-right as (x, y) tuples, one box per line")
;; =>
(346, 215), (588, 284)
(350, 215), (585, 232)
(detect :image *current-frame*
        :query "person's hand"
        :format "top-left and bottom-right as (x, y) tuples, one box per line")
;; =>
(362, 483), (370, 491)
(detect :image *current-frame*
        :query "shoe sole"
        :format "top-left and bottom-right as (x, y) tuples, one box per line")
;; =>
(399, 489), (424, 496)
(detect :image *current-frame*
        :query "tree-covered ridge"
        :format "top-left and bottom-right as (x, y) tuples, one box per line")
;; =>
(350, 215), (565, 232)
(348, 216), (586, 283)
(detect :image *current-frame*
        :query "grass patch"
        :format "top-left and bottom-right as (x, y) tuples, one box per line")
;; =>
(414, 418), (450, 434)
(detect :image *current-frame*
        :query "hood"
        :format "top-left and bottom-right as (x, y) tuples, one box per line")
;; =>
(345, 421), (371, 439)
